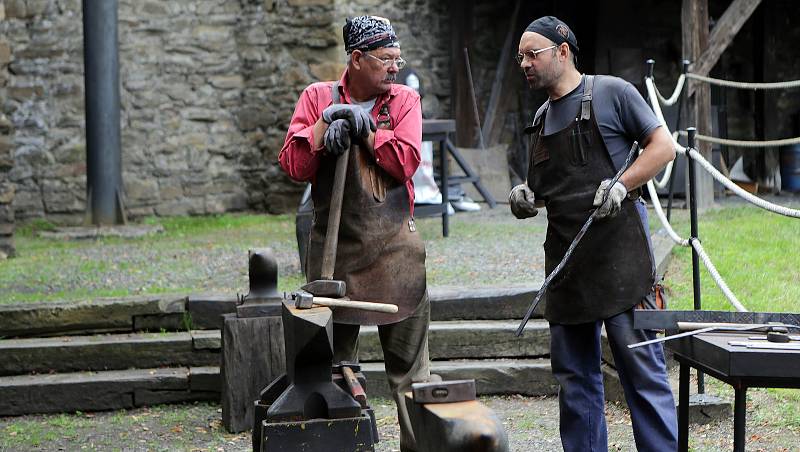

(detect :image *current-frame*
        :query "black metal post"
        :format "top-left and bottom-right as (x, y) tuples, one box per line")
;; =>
(687, 127), (704, 394)
(440, 138), (449, 237)
(83, 0), (125, 225)
(678, 361), (689, 452)
(667, 60), (690, 221)
(646, 59), (655, 79)
(733, 387), (747, 452)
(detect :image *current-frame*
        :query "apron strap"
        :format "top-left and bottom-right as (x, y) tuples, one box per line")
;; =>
(580, 75), (594, 121)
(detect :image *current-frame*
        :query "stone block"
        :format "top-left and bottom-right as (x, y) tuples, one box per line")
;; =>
(189, 366), (221, 392)
(209, 75), (244, 90)
(429, 285), (540, 321)
(3, 0), (25, 19)
(0, 3), (5, 21)
(132, 313), (186, 331)
(124, 177), (159, 202)
(0, 181), (14, 204)
(186, 294), (238, 329)
(287, 0), (333, 6)
(0, 41), (10, 65)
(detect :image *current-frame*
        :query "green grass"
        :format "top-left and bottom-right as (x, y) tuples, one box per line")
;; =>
(662, 206), (799, 312)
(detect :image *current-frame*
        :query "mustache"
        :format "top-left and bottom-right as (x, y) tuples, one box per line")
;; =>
(384, 74), (397, 82)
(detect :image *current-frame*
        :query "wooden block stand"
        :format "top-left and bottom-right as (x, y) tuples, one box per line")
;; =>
(221, 313), (285, 433)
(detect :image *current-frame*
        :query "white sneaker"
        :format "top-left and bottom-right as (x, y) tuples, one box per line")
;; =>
(452, 196), (481, 212)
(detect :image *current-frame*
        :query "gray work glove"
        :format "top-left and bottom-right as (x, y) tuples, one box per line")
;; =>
(592, 179), (628, 219)
(321, 104), (376, 139)
(508, 184), (538, 219)
(323, 119), (351, 157)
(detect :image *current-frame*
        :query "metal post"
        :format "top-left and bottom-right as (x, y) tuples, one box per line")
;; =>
(440, 138), (449, 237)
(667, 60), (691, 221)
(687, 127), (704, 394)
(83, 0), (125, 225)
(646, 59), (655, 79)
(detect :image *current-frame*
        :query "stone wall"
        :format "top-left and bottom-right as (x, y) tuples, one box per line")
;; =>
(0, 0), (17, 258)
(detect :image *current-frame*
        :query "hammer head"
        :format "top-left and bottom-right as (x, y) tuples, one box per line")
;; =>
(292, 290), (314, 309)
(302, 279), (346, 298)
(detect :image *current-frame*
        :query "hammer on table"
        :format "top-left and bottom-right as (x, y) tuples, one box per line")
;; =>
(289, 290), (398, 314)
(300, 144), (351, 299)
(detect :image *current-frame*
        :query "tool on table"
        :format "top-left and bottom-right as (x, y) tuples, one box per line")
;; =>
(341, 366), (368, 408)
(287, 290), (398, 314)
(300, 145), (350, 299)
(516, 141), (639, 336)
(628, 322), (800, 349)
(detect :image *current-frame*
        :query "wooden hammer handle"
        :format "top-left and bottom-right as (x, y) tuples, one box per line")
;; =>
(342, 366), (367, 408)
(313, 296), (398, 314)
(320, 146), (350, 280)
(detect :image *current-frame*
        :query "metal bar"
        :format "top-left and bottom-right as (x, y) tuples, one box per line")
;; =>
(83, 0), (124, 225)
(633, 309), (800, 330)
(686, 127), (705, 394)
(678, 361), (690, 452)
(516, 141), (638, 336)
(733, 387), (747, 452)
(440, 138), (449, 237)
(463, 47), (485, 149)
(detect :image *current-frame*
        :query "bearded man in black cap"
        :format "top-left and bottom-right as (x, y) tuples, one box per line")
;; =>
(279, 15), (429, 451)
(510, 16), (678, 451)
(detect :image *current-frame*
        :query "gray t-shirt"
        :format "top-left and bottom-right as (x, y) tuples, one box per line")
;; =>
(535, 75), (661, 171)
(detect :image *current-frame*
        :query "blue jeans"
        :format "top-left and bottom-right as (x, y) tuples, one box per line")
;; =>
(550, 308), (678, 452)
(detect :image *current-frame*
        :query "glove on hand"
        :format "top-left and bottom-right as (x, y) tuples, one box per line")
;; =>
(321, 104), (376, 139)
(323, 119), (351, 157)
(508, 184), (539, 219)
(592, 179), (628, 219)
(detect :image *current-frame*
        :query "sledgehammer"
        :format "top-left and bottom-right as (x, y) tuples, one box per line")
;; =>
(289, 290), (398, 314)
(300, 144), (351, 298)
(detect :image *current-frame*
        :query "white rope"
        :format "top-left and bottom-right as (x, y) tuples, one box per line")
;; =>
(645, 180), (747, 312)
(677, 130), (800, 148)
(644, 77), (685, 189)
(686, 147), (800, 218)
(653, 74), (686, 106)
(686, 72), (800, 90)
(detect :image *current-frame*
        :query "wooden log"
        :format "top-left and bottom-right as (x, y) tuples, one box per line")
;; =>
(221, 313), (285, 433)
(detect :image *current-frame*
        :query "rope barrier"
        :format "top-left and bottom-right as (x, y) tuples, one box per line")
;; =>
(676, 130), (800, 148)
(653, 74), (686, 106)
(686, 72), (800, 90)
(645, 77), (800, 218)
(645, 180), (748, 312)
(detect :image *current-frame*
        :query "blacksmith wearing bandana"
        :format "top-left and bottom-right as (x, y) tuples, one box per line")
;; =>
(279, 15), (430, 452)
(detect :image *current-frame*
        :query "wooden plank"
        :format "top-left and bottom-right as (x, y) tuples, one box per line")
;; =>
(691, 0), (762, 80)
(682, 0), (715, 209)
(450, 0), (475, 147)
(221, 314), (285, 433)
(481, 0), (521, 146)
(0, 295), (186, 338)
(0, 331), (219, 376)
(0, 368), (189, 415)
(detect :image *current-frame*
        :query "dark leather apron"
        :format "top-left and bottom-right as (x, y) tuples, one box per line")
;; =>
(304, 82), (427, 326)
(527, 75), (654, 325)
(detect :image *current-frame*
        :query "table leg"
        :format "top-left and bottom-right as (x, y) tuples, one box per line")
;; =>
(678, 360), (690, 452)
(733, 386), (746, 452)
(439, 138), (449, 237)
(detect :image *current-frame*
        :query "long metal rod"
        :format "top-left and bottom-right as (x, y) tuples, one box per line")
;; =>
(83, 0), (124, 225)
(686, 127), (704, 393)
(627, 322), (800, 349)
(516, 141), (638, 336)
(463, 47), (485, 149)
(320, 147), (350, 280)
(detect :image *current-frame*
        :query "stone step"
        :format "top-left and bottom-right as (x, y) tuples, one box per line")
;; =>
(0, 359), (559, 416)
(0, 320), (549, 376)
(0, 330), (221, 376)
(0, 287), (540, 338)
(0, 367), (219, 416)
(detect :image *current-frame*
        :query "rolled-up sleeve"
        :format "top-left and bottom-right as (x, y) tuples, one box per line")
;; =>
(278, 85), (327, 182)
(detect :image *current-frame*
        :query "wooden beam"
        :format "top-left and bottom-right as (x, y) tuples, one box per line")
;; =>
(690, 0), (762, 84)
(481, 0), (521, 146)
(682, 0), (715, 209)
(450, 0), (475, 147)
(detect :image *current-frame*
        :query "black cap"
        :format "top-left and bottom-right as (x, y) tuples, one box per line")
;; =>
(525, 16), (579, 54)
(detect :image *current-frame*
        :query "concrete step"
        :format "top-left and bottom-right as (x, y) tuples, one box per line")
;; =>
(0, 358), (559, 416)
(0, 320), (549, 376)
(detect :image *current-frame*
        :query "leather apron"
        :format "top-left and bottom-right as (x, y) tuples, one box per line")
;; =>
(304, 82), (427, 326)
(527, 75), (654, 325)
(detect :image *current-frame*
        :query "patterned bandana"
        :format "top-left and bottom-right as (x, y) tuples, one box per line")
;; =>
(343, 15), (400, 54)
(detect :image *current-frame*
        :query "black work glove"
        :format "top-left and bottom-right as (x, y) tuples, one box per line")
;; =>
(323, 119), (351, 156)
(321, 104), (376, 139)
(509, 184), (538, 219)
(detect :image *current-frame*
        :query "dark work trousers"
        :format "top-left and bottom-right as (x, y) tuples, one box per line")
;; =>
(550, 308), (678, 452)
(332, 292), (431, 452)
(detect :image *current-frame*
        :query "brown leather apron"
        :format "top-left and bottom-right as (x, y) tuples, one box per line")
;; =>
(304, 82), (427, 326)
(527, 75), (654, 325)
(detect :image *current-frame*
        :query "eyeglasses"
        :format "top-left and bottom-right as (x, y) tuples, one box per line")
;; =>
(515, 45), (558, 64)
(364, 52), (407, 69)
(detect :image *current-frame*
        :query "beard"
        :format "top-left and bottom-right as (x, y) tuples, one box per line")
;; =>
(526, 60), (560, 90)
